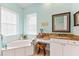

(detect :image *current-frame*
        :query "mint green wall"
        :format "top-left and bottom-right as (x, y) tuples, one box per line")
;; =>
(0, 3), (24, 34)
(71, 4), (79, 35)
(23, 3), (72, 35)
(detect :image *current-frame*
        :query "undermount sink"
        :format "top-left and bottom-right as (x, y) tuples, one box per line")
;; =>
(36, 38), (50, 43)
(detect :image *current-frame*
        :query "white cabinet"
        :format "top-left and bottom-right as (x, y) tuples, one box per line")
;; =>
(50, 39), (79, 56)
(25, 46), (34, 56)
(50, 42), (63, 56)
(63, 44), (79, 56)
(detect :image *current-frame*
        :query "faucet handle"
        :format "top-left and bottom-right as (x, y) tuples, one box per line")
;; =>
(4, 44), (7, 49)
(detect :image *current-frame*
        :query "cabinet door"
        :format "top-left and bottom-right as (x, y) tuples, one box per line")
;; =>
(3, 49), (14, 56)
(25, 46), (34, 56)
(50, 43), (63, 56)
(63, 44), (79, 56)
(14, 47), (25, 56)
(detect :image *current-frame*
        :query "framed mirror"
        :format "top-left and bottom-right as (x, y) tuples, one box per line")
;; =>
(52, 12), (70, 32)
(74, 11), (79, 26)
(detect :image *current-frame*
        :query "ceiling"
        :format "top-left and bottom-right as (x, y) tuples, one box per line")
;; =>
(17, 3), (33, 8)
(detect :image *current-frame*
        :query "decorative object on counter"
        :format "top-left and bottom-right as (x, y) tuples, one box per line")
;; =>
(40, 28), (43, 33)
(39, 21), (48, 39)
(52, 12), (70, 32)
(20, 34), (27, 40)
(74, 11), (79, 26)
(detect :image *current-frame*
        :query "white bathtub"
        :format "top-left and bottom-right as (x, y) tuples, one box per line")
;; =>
(1, 39), (34, 56)
(3, 39), (33, 50)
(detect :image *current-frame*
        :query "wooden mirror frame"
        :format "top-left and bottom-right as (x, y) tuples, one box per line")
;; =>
(52, 12), (71, 32)
(74, 11), (79, 26)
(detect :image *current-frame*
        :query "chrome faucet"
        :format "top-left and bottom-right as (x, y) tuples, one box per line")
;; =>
(0, 34), (7, 56)
(0, 34), (4, 48)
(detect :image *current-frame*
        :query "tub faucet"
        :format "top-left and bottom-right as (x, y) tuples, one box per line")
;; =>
(0, 34), (3, 47)
(0, 34), (3, 56)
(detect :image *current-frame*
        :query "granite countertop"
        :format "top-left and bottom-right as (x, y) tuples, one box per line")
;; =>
(53, 36), (79, 41)
(42, 34), (79, 41)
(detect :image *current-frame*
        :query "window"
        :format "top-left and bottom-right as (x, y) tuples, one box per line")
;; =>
(1, 7), (18, 36)
(26, 13), (37, 35)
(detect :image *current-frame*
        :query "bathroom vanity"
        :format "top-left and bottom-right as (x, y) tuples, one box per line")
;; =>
(37, 33), (79, 56)
(1, 34), (79, 56)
